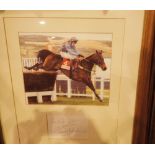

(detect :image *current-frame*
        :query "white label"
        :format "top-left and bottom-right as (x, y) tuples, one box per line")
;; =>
(47, 113), (89, 139)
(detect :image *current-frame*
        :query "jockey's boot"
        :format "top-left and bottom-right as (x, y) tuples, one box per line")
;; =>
(72, 59), (79, 70)
(69, 59), (79, 78)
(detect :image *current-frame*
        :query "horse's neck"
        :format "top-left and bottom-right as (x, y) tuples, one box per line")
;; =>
(81, 57), (94, 71)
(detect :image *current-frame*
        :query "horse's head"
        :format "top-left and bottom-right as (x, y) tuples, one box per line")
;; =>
(93, 50), (107, 71)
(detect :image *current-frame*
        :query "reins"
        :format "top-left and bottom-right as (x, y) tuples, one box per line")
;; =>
(83, 58), (95, 65)
(80, 58), (96, 73)
(78, 65), (92, 73)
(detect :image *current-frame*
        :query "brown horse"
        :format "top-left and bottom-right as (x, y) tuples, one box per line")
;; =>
(25, 50), (107, 102)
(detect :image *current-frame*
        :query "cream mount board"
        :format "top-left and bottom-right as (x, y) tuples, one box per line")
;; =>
(0, 11), (144, 143)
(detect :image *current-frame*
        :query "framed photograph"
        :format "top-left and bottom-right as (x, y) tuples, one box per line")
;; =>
(19, 33), (112, 105)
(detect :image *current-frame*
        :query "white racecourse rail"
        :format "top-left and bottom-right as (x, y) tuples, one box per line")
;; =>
(22, 58), (109, 103)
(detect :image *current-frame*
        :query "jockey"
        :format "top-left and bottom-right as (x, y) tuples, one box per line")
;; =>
(60, 37), (80, 59)
(60, 37), (84, 71)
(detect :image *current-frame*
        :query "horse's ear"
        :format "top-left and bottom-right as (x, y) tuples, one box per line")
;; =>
(101, 50), (105, 53)
(97, 50), (103, 54)
(96, 50), (103, 54)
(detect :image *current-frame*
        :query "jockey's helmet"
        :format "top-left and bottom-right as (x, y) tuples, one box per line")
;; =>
(69, 37), (78, 42)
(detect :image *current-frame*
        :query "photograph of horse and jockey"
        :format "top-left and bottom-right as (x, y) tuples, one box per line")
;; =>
(20, 33), (112, 105)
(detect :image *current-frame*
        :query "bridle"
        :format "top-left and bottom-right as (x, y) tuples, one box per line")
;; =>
(96, 52), (104, 66)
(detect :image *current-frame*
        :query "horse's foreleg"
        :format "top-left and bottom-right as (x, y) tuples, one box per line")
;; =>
(84, 79), (102, 102)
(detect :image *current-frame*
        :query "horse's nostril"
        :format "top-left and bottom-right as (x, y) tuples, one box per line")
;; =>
(104, 67), (107, 71)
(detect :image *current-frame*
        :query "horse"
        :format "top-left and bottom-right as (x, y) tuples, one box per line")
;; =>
(25, 50), (107, 102)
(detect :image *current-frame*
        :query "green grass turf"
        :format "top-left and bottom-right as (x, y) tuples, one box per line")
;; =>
(54, 90), (110, 105)
(30, 90), (110, 105)
(52, 96), (109, 105)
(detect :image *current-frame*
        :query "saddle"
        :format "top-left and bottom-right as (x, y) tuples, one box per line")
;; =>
(61, 58), (79, 70)
(61, 58), (71, 70)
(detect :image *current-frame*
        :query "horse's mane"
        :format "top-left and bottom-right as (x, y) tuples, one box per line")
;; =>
(85, 53), (95, 60)
(80, 53), (96, 67)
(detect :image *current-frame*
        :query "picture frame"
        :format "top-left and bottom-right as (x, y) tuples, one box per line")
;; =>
(132, 10), (155, 144)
